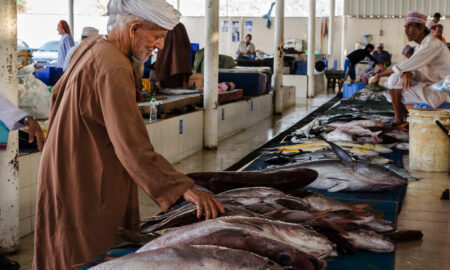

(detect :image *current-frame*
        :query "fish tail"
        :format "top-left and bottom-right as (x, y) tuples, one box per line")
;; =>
(397, 123), (408, 131)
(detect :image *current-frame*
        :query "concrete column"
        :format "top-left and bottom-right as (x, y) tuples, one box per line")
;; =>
(0, 0), (19, 253)
(307, 0), (316, 98)
(203, 0), (219, 149)
(340, 15), (347, 69)
(68, 0), (74, 35)
(328, 0), (335, 63)
(177, 0), (180, 10)
(273, 0), (284, 114)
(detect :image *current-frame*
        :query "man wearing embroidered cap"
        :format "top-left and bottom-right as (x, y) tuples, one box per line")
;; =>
(372, 11), (450, 124)
(33, 1), (224, 269)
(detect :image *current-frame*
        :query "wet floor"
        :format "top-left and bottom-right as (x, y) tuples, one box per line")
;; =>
(8, 95), (450, 269)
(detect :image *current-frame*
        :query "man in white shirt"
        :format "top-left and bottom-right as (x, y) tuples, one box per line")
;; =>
(0, 93), (44, 151)
(235, 34), (256, 60)
(426, 12), (441, 32)
(373, 11), (450, 125)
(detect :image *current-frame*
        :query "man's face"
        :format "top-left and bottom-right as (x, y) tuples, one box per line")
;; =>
(130, 22), (167, 63)
(405, 22), (423, 42)
(367, 47), (373, 53)
(245, 36), (252, 43)
(377, 47), (383, 53)
(435, 26), (443, 36)
(433, 17), (440, 23)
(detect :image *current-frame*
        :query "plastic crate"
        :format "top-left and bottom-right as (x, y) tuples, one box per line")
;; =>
(295, 61), (307, 75)
(33, 67), (63, 86)
(343, 82), (366, 98)
(190, 43), (200, 65)
(413, 102), (450, 109)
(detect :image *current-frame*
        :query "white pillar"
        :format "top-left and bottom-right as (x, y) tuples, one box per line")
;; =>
(340, 15), (347, 69)
(307, 0), (316, 98)
(203, 0), (219, 149)
(177, 0), (180, 10)
(0, 0), (19, 253)
(273, 0), (284, 114)
(328, 0), (335, 64)
(68, 0), (74, 35)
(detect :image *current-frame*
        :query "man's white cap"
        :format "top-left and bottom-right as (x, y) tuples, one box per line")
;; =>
(82, 27), (99, 37)
(107, 0), (181, 30)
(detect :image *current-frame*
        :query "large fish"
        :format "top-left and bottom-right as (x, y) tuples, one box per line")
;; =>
(141, 204), (258, 234)
(91, 245), (284, 270)
(180, 216), (334, 258)
(270, 142), (407, 192)
(187, 168), (318, 194)
(137, 225), (327, 270)
(342, 229), (395, 253)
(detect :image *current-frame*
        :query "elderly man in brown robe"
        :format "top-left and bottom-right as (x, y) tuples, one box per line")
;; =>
(32, 1), (224, 269)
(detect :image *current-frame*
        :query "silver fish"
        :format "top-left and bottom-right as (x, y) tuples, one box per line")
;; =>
(91, 245), (283, 270)
(274, 142), (407, 192)
(137, 224), (327, 269)
(342, 229), (395, 253)
(321, 130), (353, 142)
(363, 218), (396, 233)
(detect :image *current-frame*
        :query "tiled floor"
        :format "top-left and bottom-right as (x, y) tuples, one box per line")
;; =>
(8, 95), (450, 270)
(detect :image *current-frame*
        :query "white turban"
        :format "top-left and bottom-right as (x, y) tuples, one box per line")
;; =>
(82, 27), (99, 37)
(107, 0), (181, 30)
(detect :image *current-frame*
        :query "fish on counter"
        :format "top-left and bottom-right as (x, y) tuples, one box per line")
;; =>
(336, 125), (382, 143)
(321, 130), (353, 142)
(187, 167), (318, 194)
(328, 119), (384, 129)
(137, 223), (327, 270)
(383, 130), (409, 142)
(272, 140), (393, 154)
(271, 142), (407, 192)
(90, 245), (284, 270)
(342, 229), (395, 253)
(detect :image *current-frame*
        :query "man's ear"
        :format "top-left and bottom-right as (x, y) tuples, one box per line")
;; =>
(129, 21), (143, 38)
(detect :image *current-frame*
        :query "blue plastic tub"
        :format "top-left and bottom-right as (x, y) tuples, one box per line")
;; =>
(343, 82), (366, 98)
(33, 67), (63, 86)
(295, 61), (307, 75)
(413, 102), (450, 109)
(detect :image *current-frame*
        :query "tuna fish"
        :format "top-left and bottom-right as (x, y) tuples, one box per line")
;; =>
(91, 245), (284, 270)
(270, 142), (407, 192)
(137, 225), (327, 269)
(321, 130), (353, 142)
(187, 168), (318, 194)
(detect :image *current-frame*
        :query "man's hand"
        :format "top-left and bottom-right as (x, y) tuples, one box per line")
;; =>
(183, 187), (225, 220)
(402, 72), (413, 90)
(25, 117), (44, 151)
(371, 73), (381, 83)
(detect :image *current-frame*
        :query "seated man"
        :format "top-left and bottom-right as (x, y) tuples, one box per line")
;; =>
(432, 24), (446, 43)
(236, 34), (256, 60)
(360, 43), (391, 83)
(339, 44), (378, 91)
(372, 11), (450, 125)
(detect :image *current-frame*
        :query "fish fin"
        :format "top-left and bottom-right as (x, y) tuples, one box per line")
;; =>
(397, 123), (408, 131)
(325, 141), (354, 166)
(327, 182), (349, 192)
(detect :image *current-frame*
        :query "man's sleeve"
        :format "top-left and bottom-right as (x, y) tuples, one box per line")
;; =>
(392, 40), (441, 75)
(97, 68), (194, 212)
(0, 93), (27, 130)
(249, 43), (256, 52)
